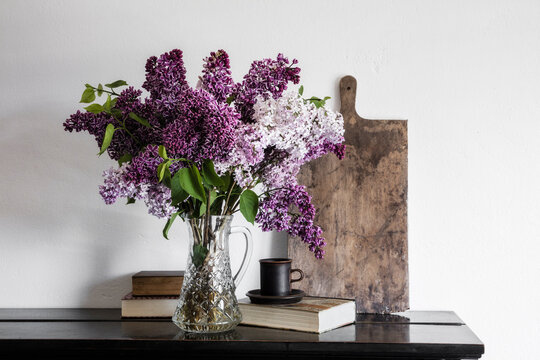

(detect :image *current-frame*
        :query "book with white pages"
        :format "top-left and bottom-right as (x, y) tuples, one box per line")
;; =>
(238, 296), (356, 333)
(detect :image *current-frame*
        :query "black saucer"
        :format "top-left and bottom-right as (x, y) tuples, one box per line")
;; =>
(246, 289), (305, 304)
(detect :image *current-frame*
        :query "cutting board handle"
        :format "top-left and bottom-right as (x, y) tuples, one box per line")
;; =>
(340, 75), (366, 125)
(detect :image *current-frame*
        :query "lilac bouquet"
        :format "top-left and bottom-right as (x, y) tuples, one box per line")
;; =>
(64, 49), (345, 259)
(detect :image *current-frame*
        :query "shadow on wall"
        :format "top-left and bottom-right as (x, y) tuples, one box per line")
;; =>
(0, 108), (151, 307)
(72, 209), (142, 308)
(81, 273), (132, 308)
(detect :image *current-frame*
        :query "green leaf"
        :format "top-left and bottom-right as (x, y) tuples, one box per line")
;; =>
(156, 160), (170, 182)
(80, 87), (95, 103)
(171, 171), (189, 205)
(201, 159), (224, 188)
(105, 80), (127, 88)
(239, 189), (259, 224)
(162, 212), (178, 240)
(97, 84), (103, 97)
(162, 166), (172, 188)
(103, 95), (112, 113)
(307, 96), (330, 108)
(129, 112), (151, 128)
(210, 194), (225, 214)
(192, 243), (209, 267)
(158, 145), (168, 159)
(308, 98), (322, 108)
(84, 103), (104, 114)
(178, 165), (206, 204)
(196, 202), (206, 218)
(110, 97), (118, 107)
(226, 95), (235, 105)
(298, 85), (304, 96)
(118, 153), (132, 166)
(220, 173), (232, 192)
(126, 197), (135, 205)
(208, 190), (217, 207)
(98, 123), (115, 156)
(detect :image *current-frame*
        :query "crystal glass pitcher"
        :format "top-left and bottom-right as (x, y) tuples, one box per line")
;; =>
(172, 215), (252, 333)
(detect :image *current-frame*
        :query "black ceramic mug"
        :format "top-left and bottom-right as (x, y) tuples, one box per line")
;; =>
(259, 258), (304, 296)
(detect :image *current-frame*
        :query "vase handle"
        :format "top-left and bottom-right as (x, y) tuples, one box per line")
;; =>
(230, 226), (253, 287)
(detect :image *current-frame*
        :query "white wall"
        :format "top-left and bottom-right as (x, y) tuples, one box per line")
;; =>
(1, 0), (539, 358)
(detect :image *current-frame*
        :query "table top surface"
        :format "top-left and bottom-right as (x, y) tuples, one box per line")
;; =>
(0, 309), (484, 359)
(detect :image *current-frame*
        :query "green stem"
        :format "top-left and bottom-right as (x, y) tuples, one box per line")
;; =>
(203, 188), (211, 247)
(222, 180), (236, 215)
(259, 186), (290, 197)
(90, 85), (119, 96)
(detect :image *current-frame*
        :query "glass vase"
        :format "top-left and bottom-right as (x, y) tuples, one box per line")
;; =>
(172, 215), (252, 333)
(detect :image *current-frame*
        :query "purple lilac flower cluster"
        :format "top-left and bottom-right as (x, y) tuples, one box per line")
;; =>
(98, 146), (175, 218)
(199, 50), (234, 103)
(256, 185), (326, 258)
(161, 88), (239, 162)
(64, 48), (345, 258)
(143, 49), (187, 100)
(64, 111), (138, 161)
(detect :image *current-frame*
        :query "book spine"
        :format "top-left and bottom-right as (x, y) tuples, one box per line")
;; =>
(132, 276), (184, 296)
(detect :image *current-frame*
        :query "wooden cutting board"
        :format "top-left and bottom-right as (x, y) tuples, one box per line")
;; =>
(288, 75), (408, 313)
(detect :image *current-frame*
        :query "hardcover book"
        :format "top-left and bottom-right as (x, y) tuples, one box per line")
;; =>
(121, 292), (178, 318)
(132, 270), (184, 296)
(238, 296), (356, 333)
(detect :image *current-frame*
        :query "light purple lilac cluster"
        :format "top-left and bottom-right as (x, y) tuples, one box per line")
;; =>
(64, 48), (345, 258)
(98, 146), (175, 218)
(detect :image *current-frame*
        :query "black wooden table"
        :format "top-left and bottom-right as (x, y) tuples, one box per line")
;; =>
(0, 309), (483, 359)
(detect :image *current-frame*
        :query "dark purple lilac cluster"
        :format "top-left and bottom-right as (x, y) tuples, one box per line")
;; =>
(199, 50), (234, 103)
(305, 140), (347, 162)
(161, 88), (239, 162)
(64, 110), (138, 160)
(143, 49), (187, 100)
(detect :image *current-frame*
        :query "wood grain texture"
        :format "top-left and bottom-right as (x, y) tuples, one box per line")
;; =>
(288, 76), (408, 313)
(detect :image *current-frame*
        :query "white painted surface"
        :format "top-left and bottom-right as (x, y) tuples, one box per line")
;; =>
(1, 1), (539, 358)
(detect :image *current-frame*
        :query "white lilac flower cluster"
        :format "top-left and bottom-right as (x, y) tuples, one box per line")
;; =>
(216, 91), (344, 189)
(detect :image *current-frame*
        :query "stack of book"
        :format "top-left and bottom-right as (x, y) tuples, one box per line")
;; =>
(121, 271), (356, 333)
(121, 271), (184, 318)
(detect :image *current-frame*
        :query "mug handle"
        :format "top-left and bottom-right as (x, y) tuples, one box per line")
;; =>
(230, 226), (253, 287)
(290, 269), (304, 283)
